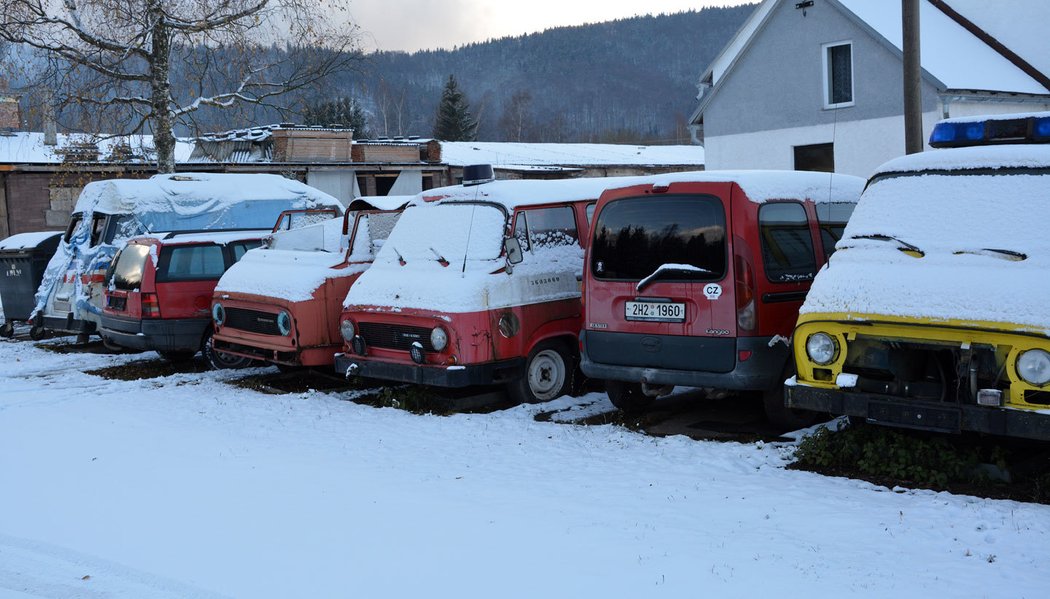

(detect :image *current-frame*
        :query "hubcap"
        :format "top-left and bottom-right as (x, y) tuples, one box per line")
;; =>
(527, 349), (565, 401)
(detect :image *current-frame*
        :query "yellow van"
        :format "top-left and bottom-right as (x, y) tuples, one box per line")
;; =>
(787, 112), (1050, 441)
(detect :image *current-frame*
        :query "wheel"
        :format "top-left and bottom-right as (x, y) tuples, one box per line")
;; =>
(763, 361), (822, 431)
(507, 341), (572, 404)
(202, 328), (253, 370)
(605, 380), (655, 413)
(0, 322), (14, 338)
(158, 350), (196, 362)
(29, 323), (46, 341)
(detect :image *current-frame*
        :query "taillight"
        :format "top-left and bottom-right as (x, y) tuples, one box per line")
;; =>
(142, 293), (161, 319)
(734, 255), (756, 332)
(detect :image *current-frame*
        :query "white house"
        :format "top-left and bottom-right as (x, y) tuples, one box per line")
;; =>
(690, 0), (1050, 177)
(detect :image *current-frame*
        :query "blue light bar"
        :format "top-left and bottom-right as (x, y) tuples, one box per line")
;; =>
(930, 113), (1050, 148)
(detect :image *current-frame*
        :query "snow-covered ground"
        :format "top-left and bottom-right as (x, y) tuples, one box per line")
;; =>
(1, 339), (1048, 598)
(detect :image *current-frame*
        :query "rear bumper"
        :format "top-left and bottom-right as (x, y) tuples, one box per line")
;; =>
(786, 384), (1050, 442)
(334, 353), (525, 387)
(580, 333), (788, 391)
(99, 314), (209, 352)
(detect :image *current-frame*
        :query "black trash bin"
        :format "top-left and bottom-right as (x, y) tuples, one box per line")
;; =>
(0, 231), (63, 337)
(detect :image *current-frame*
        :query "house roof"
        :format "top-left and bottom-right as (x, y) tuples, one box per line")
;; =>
(438, 141), (704, 169)
(0, 132), (195, 165)
(693, 0), (1050, 125)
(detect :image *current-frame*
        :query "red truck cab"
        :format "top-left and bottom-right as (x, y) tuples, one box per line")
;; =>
(580, 171), (863, 426)
(99, 230), (265, 365)
(334, 171), (619, 403)
(209, 201), (406, 368)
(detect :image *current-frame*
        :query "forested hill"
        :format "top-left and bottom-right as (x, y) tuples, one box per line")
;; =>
(314, 4), (757, 143)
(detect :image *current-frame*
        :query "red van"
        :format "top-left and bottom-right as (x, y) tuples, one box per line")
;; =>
(334, 171), (618, 403)
(99, 230), (265, 366)
(580, 171), (863, 426)
(209, 203), (405, 368)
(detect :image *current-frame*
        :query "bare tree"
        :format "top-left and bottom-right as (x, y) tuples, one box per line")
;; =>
(0, 0), (362, 171)
(498, 90), (533, 142)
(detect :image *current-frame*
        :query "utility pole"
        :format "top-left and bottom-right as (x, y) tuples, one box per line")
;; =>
(902, 0), (924, 154)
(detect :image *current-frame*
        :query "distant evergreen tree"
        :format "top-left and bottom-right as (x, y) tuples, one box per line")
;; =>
(432, 75), (478, 141)
(304, 97), (370, 138)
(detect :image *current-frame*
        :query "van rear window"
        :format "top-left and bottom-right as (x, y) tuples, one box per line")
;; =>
(759, 202), (817, 283)
(590, 195), (726, 281)
(109, 244), (151, 290)
(157, 245), (226, 281)
(815, 202), (856, 260)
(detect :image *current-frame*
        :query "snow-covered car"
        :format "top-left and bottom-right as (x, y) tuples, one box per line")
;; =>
(98, 230), (266, 366)
(32, 173), (342, 339)
(209, 197), (408, 368)
(787, 111), (1050, 441)
(335, 169), (621, 403)
(580, 171), (862, 427)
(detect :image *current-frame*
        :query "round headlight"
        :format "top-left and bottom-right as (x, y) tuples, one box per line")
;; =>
(1017, 349), (1050, 386)
(806, 332), (838, 366)
(276, 310), (292, 336)
(431, 326), (448, 351)
(340, 319), (356, 342)
(212, 303), (225, 326)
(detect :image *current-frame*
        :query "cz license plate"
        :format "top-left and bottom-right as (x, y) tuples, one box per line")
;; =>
(625, 301), (685, 322)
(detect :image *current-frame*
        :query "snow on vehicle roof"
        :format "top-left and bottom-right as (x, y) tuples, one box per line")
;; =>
(801, 170), (1050, 332)
(425, 171), (863, 210)
(0, 231), (61, 251)
(73, 172), (342, 215)
(125, 230), (269, 246)
(215, 249), (365, 303)
(874, 144), (1050, 175)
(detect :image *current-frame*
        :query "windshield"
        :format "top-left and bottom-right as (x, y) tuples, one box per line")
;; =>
(376, 203), (506, 268)
(590, 194), (726, 282)
(108, 244), (152, 290)
(136, 199), (314, 233)
(841, 172), (1049, 257)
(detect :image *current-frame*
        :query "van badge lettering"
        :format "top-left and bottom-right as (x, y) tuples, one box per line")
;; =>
(706, 328), (731, 336)
(589, 322), (608, 329)
(704, 283), (722, 300)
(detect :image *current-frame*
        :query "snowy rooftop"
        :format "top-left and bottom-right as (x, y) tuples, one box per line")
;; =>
(702, 0), (1050, 96)
(875, 144), (1050, 175)
(439, 141), (704, 168)
(0, 132), (194, 165)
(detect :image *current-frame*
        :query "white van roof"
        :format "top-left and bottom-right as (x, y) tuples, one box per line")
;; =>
(423, 170), (863, 210)
(73, 173), (343, 215)
(875, 144), (1050, 175)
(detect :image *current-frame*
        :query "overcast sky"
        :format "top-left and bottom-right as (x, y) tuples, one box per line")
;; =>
(352, 0), (755, 53)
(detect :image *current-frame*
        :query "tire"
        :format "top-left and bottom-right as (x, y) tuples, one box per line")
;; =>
(29, 323), (46, 341)
(763, 361), (822, 431)
(202, 328), (253, 370)
(0, 322), (14, 338)
(507, 341), (572, 404)
(605, 380), (654, 413)
(158, 350), (197, 362)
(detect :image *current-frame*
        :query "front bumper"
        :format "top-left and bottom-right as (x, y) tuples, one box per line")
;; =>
(99, 314), (209, 352)
(786, 384), (1050, 441)
(334, 353), (525, 387)
(580, 334), (789, 391)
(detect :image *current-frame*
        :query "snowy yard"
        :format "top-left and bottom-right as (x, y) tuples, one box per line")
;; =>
(1, 338), (1048, 598)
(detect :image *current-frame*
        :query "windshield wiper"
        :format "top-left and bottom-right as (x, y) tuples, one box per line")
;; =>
(636, 264), (712, 293)
(392, 245), (406, 266)
(844, 234), (924, 256)
(429, 246), (450, 267)
(954, 248), (1027, 261)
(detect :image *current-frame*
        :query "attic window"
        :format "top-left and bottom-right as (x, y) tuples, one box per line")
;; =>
(822, 41), (854, 108)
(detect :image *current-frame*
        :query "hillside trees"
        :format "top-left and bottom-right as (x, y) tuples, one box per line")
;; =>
(432, 74), (477, 141)
(0, 0), (362, 172)
(303, 96), (369, 137)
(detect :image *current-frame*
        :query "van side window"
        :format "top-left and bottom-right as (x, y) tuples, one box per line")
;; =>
(759, 202), (817, 283)
(90, 214), (107, 246)
(523, 206), (579, 249)
(230, 241), (261, 263)
(815, 202), (856, 260)
(64, 214), (83, 242)
(157, 245), (227, 281)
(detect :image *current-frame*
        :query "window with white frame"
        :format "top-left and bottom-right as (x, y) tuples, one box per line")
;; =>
(822, 41), (854, 108)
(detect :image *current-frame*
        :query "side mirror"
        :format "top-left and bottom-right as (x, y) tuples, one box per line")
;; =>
(504, 237), (524, 265)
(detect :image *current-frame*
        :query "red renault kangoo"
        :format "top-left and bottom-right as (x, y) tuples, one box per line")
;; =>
(580, 171), (862, 427)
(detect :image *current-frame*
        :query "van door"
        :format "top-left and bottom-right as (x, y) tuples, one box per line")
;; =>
(753, 201), (821, 337)
(586, 184), (736, 373)
(155, 244), (230, 319)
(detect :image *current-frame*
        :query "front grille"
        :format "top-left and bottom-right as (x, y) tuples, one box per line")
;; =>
(358, 322), (434, 351)
(225, 307), (280, 335)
